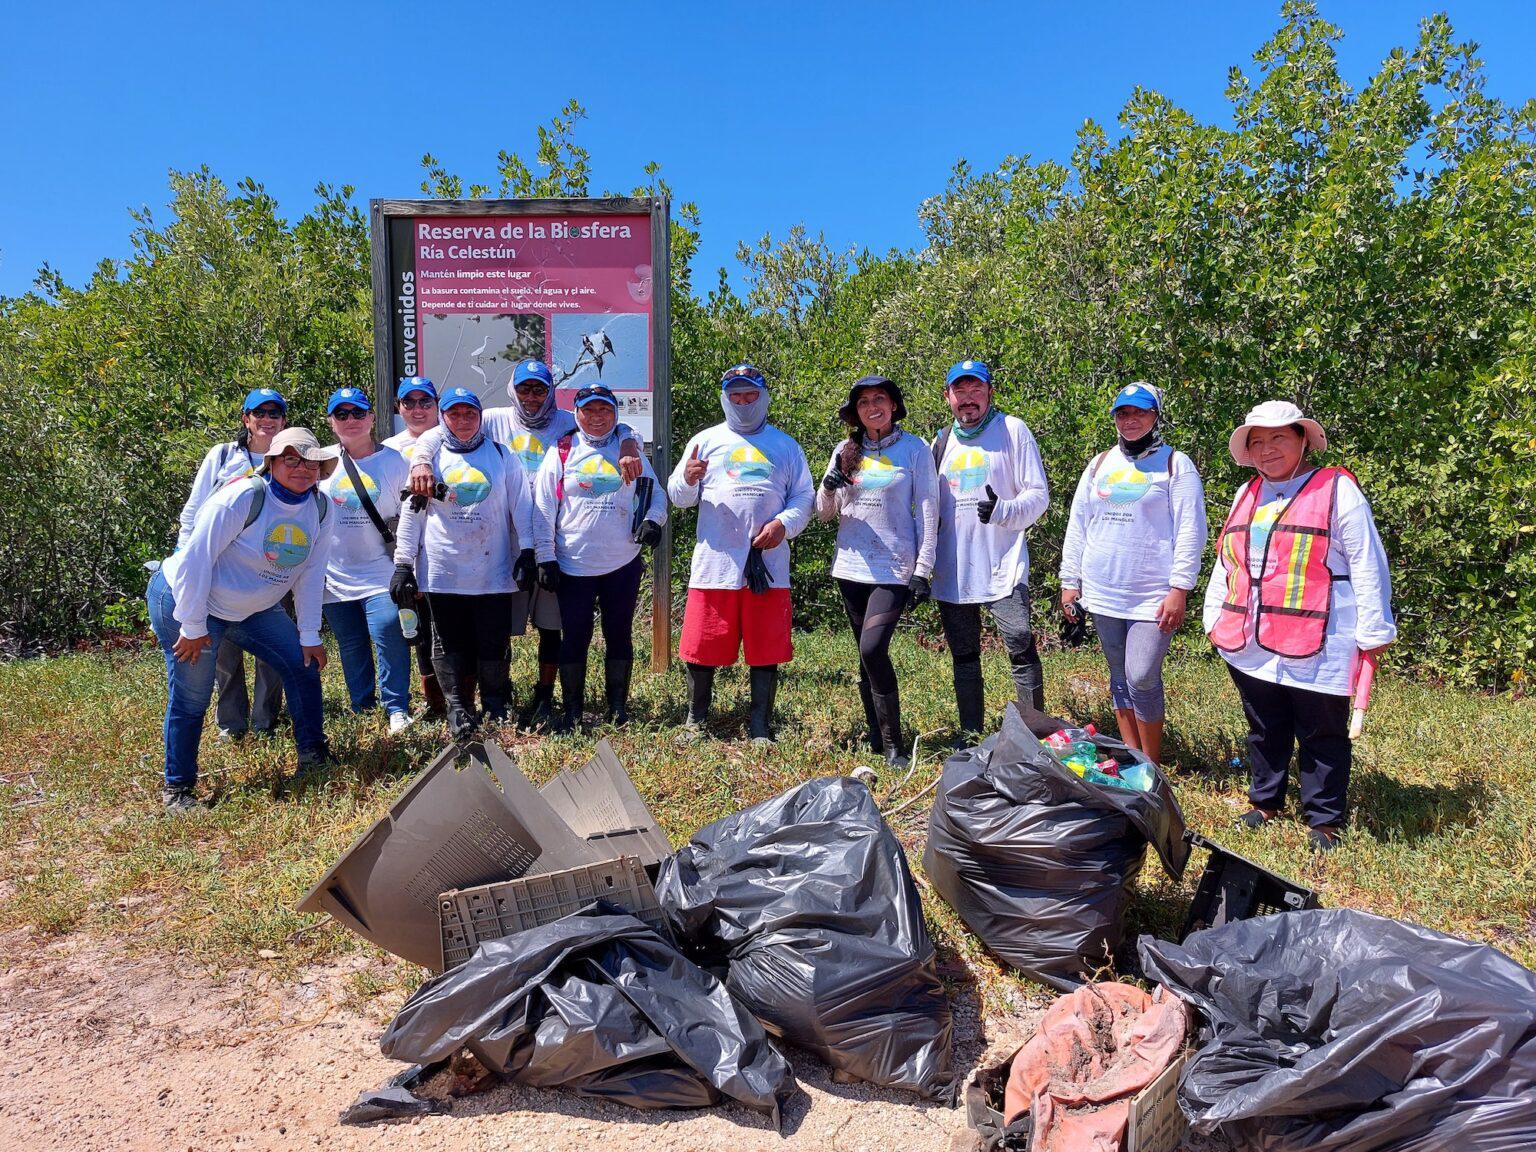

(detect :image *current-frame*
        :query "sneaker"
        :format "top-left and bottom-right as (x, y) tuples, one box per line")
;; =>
(388, 711), (413, 734)
(162, 787), (198, 813)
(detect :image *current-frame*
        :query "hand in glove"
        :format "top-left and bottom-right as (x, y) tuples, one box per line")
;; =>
(513, 548), (536, 593)
(908, 574), (931, 606)
(389, 564), (418, 608)
(821, 466), (850, 491)
(977, 484), (1000, 525)
(537, 562), (562, 592)
(635, 519), (663, 548)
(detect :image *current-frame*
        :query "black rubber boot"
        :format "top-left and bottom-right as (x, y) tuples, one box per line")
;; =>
(679, 663), (714, 741)
(858, 674), (884, 755)
(478, 659), (512, 725)
(557, 661), (587, 733)
(432, 655), (478, 741)
(748, 664), (779, 744)
(953, 658), (986, 748)
(872, 688), (910, 770)
(525, 681), (556, 729)
(604, 659), (633, 726)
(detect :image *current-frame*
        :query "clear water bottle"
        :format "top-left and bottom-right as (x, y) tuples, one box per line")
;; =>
(398, 607), (419, 640)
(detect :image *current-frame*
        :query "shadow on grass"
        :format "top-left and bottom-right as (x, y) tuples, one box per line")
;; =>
(1350, 767), (1492, 843)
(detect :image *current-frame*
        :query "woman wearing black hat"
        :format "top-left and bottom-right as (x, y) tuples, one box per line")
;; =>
(815, 376), (939, 768)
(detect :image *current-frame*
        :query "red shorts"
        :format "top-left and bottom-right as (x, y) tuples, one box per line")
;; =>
(679, 587), (793, 667)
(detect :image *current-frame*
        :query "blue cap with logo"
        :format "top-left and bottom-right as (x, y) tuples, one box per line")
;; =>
(513, 359), (553, 387)
(719, 363), (767, 392)
(440, 386), (482, 412)
(574, 384), (617, 409)
(326, 386), (372, 415)
(945, 359), (992, 388)
(396, 376), (437, 401)
(1111, 382), (1161, 412)
(243, 387), (287, 413)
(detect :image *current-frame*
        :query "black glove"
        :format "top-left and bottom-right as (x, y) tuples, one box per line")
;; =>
(977, 484), (1000, 525)
(821, 466), (850, 491)
(635, 519), (663, 548)
(1061, 599), (1090, 648)
(513, 548), (536, 593)
(745, 547), (771, 595)
(537, 562), (561, 592)
(908, 574), (931, 606)
(389, 564), (418, 608)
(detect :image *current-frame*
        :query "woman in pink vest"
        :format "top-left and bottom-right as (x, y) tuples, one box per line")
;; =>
(1202, 401), (1396, 852)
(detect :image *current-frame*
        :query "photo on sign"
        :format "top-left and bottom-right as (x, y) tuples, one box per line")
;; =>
(421, 312), (545, 406)
(550, 313), (649, 392)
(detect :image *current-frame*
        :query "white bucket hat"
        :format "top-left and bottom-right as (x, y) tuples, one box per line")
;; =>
(260, 427), (340, 479)
(1228, 400), (1327, 467)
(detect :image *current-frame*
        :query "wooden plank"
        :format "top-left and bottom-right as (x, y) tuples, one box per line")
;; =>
(367, 199), (394, 442)
(650, 197), (673, 673)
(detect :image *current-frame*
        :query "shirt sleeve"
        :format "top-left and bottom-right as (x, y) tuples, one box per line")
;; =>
(292, 500), (335, 647)
(532, 448), (560, 564)
(169, 487), (252, 640)
(641, 454), (668, 524)
(392, 490), (425, 568)
(667, 433), (705, 508)
(1168, 452), (1208, 593)
(1058, 460), (1097, 589)
(411, 426), (446, 469)
(1334, 477), (1397, 648)
(774, 440), (815, 540)
(813, 447), (851, 521)
(912, 440), (940, 581)
(176, 446), (224, 550)
(992, 422), (1050, 531)
(1202, 487), (1244, 635)
(504, 451), (534, 553)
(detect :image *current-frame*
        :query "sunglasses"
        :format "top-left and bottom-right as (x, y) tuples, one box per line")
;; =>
(574, 388), (615, 405)
(330, 407), (370, 421)
(277, 454), (321, 470)
(514, 382), (550, 396)
(399, 396), (436, 410)
(248, 406), (285, 420)
(722, 366), (765, 385)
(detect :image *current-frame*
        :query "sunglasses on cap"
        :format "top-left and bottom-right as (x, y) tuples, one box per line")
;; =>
(330, 407), (369, 421)
(574, 386), (617, 405)
(249, 405), (285, 420)
(722, 365), (765, 385)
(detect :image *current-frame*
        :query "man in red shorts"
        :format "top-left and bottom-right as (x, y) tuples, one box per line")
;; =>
(667, 364), (814, 742)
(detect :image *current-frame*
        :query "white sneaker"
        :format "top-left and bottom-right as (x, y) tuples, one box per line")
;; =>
(388, 711), (413, 734)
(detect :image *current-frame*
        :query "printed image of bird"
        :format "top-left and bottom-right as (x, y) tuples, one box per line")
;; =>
(581, 332), (616, 376)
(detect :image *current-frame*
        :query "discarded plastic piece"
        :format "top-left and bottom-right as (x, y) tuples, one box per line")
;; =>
(1179, 829), (1319, 939)
(438, 855), (667, 970)
(657, 776), (954, 1100)
(296, 740), (606, 970)
(1140, 909), (1536, 1151)
(537, 738), (670, 869)
(924, 703), (1188, 991)
(379, 904), (797, 1127)
(338, 1064), (444, 1126)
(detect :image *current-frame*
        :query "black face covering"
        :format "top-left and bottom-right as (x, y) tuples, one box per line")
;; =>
(1118, 421), (1164, 459)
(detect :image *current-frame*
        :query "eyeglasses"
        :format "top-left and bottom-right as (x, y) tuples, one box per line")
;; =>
(399, 396), (436, 410)
(277, 454), (321, 470)
(248, 406), (285, 420)
(514, 382), (550, 397)
(330, 407), (370, 421)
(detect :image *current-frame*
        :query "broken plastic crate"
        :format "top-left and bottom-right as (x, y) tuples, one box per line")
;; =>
(1179, 829), (1320, 940)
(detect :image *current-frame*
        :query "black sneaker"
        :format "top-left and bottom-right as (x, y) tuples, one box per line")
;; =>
(162, 787), (198, 813)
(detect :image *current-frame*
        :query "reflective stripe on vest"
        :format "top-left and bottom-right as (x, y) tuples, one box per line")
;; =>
(1208, 466), (1351, 659)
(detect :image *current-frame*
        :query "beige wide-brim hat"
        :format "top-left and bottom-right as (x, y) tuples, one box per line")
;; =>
(1228, 400), (1328, 467)
(259, 427), (340, 479)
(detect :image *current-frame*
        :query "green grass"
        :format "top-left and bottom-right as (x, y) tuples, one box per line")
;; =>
(1, 625), (1532, 1005)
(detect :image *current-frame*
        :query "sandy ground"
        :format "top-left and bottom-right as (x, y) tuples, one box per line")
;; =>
(0, 930), (1042, 1152)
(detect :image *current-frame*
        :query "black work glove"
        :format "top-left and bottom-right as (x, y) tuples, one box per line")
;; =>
(635, 519), (663, 548)
(537, 562), (561, 592)
(977, 484), (1000, 525)
(744, 547), (771, 595)
(908, 574), (931, 606)
(389, 564), (418, 608)
(821, 466), (850, 492)
(1061, 600), (1090, 648)
(513, 548), (536, 593)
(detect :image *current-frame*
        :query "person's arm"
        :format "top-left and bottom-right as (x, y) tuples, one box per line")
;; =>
(616, 422), (644, 483)
(169, 488), (251, 640)
(1335, 478), (1397, 650)
(175, 446), (223, 550)
(774, 442), (816, 541)
(1058, 461), (1096, 591)
(814, 447), (849, 521)
(910, 439), (940, 581)
(392, 487), (425, 568)
(1201, 487), (1245, 636)
(640, 453), (668, 524)
(292, 505), (334, 647)
(407, 426), (448, 495)
(1167, 452), (1208, 592)
(504, 450), (534, 551)
(532, 448), (561, 564)
(667, 433), (705, 508)
(989, 422), (1050, 531)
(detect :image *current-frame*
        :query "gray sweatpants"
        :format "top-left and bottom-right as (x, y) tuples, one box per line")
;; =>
(1094, 613), (1172, 722)
(938, 579), (1045, 731)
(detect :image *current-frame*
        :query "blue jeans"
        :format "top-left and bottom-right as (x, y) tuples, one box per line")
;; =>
(324, 594), (411, 716)
(147, 570), (326, 790)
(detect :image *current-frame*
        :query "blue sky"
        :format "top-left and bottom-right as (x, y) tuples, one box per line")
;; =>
(5, 1), (1534, 300)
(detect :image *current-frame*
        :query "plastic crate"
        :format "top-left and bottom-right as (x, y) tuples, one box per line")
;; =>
(1180, 830), (1320, 940)
(439, 855), (667, 970)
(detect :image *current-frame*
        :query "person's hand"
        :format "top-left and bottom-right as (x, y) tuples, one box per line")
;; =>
(822, 466), (850, 492)
(409, 460), (436, 499)
(977, 484), (999, 525)
(1061, 587), (1082, 619)
(908, 574), (931, 606)
(636, 519), (663, 548)
(1155, 587), (1188, 633)
(172, 634), (211, 663)
(303, 644), (327, 671)
(537, 562), (562, 592)
(751, 519), (786, 550)
(618, 440), (644, 483)
(513, 548), (536, 593)
(683, 445), (707, 486)
(389, 564), (418, 607)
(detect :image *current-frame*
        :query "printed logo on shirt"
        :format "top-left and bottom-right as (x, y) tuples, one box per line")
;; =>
(945, 448), (989, 494)
(443, 463), (492, 506)
(1250, 499), (1285, 561)
(330, 469), (380, 510)
(220, 467), (256, 487)
(571, 455), (622, 496)
(398, 443), (417, 461)
(854, 454), (899, 490)
(1094, 465), (1152, 505)
(510, 432), (546, 474)
(264, 522), (311, 569)
(725, 445), (773, 483)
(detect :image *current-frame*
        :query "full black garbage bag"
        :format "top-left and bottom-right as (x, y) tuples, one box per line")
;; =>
(377, 905), (796, 1126)
(1139, 909), (1536, 1151)
(923, 702), (1188, 991)
(655, 776), (954, 1100)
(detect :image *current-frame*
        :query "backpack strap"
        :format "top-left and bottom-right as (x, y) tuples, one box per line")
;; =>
(339, 448), (391, 546)
(932, 426), (951, 473)
(554, 433), (575, 502)
(241, 475), (266, 530)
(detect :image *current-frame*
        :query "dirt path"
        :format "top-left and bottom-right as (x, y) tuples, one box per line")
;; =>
(0, 932), (1037, 1151)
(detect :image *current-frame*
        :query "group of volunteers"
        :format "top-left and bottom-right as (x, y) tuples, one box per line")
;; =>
(152, 358), (1396, 851)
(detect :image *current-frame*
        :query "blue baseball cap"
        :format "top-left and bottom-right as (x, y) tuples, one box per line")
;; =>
(395, 376), (437, 401)
(1112, 382), (1161, 412)
(574, 383), (617, 409)
(513, 359), (553, 387)
(719, 363), (767, 391)
(243, 387), (287, 413)
(440, 386), (482, 412)
(945, 360), (992, 388)
(326, 386), (372, 415)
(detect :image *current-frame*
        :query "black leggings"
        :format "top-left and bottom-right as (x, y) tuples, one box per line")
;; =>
(537, 627), (561, 666)
(556, 555), (644, 665)
(427, 592), (513, 664)
(837, 579), (909, 694)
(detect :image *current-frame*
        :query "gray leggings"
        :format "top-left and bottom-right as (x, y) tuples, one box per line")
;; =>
(1094, 613), (1172, 722)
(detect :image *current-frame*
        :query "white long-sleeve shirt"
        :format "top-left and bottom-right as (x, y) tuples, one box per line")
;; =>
(533, 434), (667, 576)
(667, 423), (814, 590)
(814, 430), (939, 585)
(161, 476), (333, 646)
(320, 445), (410, 603)
(931, 412), (1050, 604)
(412, 409), (637, 485)
(1059, 443), (1208, 621)
(176, 441), (263, 549)
(392, 439), (533, 595)
(1202, 469), (1397, 696)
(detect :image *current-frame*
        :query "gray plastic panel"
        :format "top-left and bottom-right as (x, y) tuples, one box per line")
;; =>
(538, 739), (671, 868)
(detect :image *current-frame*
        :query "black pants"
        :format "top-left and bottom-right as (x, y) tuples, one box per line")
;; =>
(428, 592), (513, 664)
(407, 592), (437, 676)
(537, 627), (561, 666)
(1228, 664), (1352, 828)
(837, 579), (908, 695)
(556, 555), (644, 665)
(937, 579), (1046, 712)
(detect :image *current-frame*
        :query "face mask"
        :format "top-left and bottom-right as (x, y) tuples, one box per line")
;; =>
(1118, 419), (1164, 458)
(517, 389), (557, 430)
(722, 388), (770, 435)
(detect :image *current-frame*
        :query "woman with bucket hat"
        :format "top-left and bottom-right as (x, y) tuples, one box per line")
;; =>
(1059, 382), (1207, 765)
(532, 384), (667, 731)
(1203, 400), (1396, 851)
(174, 387), (291, 740)
(815, 375), (939, 769)
(149, 428), (338, 811)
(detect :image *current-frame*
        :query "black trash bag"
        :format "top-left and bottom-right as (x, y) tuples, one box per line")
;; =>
(377, 904), (797, 1127)
(923, 702), (1188, 991)
(1139, 909), (1536, 1151)
(338, 1065), (446, 1126)
(655, 776), (954, 1100)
